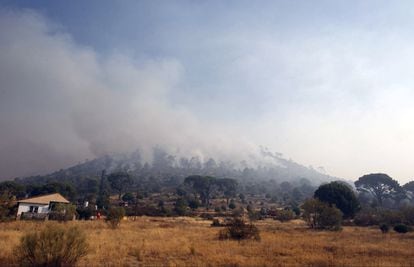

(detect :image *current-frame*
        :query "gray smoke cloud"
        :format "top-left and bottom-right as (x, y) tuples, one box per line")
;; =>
(2, 7), (414, 183)
(0, 9), (258, 179)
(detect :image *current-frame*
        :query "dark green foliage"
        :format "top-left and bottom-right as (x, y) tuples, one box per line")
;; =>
(183, 176), (238, 210)
(77, 205), (95, 220)
(355, 173), (403, 207)
(228, 200), (236, 210)
(188, 199), (200, 210)
(393, 224), (411, 233)
(275, 209), (295, 222)
(15, 224), (88, 266)
(29, 182), (76, 200)
(379, 210), (404, 225)
(0, 191), (17, 221)
(106, 206), (125, 228)
(184, 175), (217, 209)
(174, 198), (188, 216)
(97, 170), (110, 209)
(314, 181), (360, 218)
(218, 218), (260, 241)
(107, 172), (134, 200)
(217, 178), (238, 205)
(122, 192), (135, 203)
(401, 206), (414, 225)
(380, 224), (389, 233)
(0, 181), (26, 199)
(291, 206), (301, 216)
(48, 203), (77, 221)
(302, 198), (342, 230)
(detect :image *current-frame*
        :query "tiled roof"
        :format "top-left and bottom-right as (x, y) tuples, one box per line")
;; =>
(18, 193), (70, 205)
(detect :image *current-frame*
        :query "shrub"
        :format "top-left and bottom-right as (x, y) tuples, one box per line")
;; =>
(354, 211), (380, 226)
(302, 198), (342, 231)
(106, 206), (125, 228)
(48, 203), (77, 221)
(380, 210), (404, 225)
(77, 205), (95, 220)
(394, 224), (411, 234)
(174, 198), (188, 216)
(188, 199), (200, 210)
(379, 224), (389, 233)
(218, 218), (260, 241)
(275, 209), (295, 222)
(15, 224), (88, 266)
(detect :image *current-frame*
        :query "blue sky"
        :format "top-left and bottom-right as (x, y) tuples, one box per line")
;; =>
(1, 1), (414, 183)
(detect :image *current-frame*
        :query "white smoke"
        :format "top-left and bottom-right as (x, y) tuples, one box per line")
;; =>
(0, 9), (258, 179)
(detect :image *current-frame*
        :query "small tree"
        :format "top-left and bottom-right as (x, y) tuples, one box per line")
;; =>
(106, 206), (125, 229)
(314, 181), (360, 218)
(48, 203), (77, 221)
(302, 198), (342, 230)
(174, 198), (188, 216)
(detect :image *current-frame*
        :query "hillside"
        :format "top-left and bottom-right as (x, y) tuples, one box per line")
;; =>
(15, 147), (337, 188)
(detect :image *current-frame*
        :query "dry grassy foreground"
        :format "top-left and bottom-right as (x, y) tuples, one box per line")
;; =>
(0, 217), (414, 266)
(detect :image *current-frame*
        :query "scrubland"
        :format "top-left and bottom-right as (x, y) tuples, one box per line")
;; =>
(0, 217), (414, 266)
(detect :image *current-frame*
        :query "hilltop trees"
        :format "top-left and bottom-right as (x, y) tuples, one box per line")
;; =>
(355, 173), (403, 207)
(107, 172), (134, 200)
(183, 175), (238, 209)
(314, 181), (360, 218)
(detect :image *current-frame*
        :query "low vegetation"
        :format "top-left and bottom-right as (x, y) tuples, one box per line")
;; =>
(0, 218), (413, 266)
(218, 217), (261, 241)
(14, 223), (88, 266)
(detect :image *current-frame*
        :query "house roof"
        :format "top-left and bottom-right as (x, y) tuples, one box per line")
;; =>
(18, 193), (70, 205)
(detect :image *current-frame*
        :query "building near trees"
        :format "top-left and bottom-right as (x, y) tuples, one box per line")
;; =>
(16, 193), (70, 219)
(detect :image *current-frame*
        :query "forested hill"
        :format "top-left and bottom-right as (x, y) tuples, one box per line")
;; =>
(14, 147), (336, 189)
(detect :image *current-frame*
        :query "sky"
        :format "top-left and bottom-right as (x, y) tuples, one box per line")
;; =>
(1, 1), (414, 183)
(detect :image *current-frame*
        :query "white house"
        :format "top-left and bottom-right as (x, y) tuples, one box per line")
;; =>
(16, 193), (70, 219)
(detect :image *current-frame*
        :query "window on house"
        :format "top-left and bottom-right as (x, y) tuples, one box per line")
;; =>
(29, 206), (39, 213)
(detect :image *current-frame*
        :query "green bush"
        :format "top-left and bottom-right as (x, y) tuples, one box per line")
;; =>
(48, 203), (77, 221)
(218, 218), (260, 241)
(393, 224), (411, 234)
(106, 206), (125, 229)
(275, 209), (295, 222)
(15, 224), (88, 266)
(302, 198), (342, 231)
(228, 200), (236, 210)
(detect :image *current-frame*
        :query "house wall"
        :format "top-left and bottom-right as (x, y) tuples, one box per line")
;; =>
(17, 203), (50, 216)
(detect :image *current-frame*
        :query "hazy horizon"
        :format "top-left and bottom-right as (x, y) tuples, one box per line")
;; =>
(1, 1), (414, 183)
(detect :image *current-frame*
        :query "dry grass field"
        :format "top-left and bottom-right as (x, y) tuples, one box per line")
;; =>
(1, 217), (414, 266)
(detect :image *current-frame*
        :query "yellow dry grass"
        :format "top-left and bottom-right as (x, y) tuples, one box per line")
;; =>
(1, 217), (414, 266)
